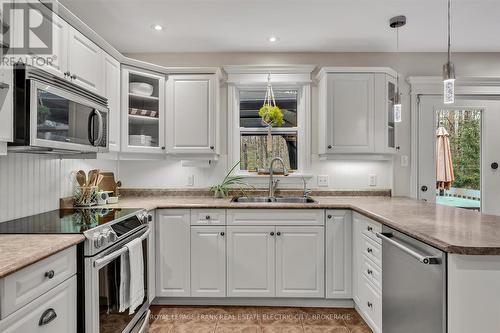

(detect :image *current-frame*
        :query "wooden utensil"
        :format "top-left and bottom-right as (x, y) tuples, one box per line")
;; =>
(88, 169), (99, 187)
(76, 170), (86, 187)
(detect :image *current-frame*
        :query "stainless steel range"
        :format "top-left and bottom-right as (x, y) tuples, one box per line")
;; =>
(0, 208), (152, 333)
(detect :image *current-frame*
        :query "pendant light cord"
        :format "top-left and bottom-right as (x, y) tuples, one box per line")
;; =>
(396, 26), (400, 93)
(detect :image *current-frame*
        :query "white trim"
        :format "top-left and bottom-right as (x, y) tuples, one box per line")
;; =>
(153, 297), (354, 308)
(224, 65), (316, 74)
(224, 65), (315, 85)
(408, 76), (500, 199)
(316, 67), (397, 81)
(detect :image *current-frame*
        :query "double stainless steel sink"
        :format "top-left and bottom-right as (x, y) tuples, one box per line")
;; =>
(231, 196), (317, 204)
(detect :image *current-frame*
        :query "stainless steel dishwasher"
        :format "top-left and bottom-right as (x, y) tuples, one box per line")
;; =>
(377, 226), (447, 333)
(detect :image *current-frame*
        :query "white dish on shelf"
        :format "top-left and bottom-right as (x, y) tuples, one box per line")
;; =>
(129, 82), (154, 96)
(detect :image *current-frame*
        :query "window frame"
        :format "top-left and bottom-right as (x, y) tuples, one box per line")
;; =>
(228, 82), (311, 179)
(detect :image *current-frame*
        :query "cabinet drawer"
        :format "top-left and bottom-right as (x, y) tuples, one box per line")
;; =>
(227, 209), (324, 226)
(361, 217), (382, 244)
(191, 209), (226, 225)
(362, 256), (382, 291)
(362, 235), (381, 268)
(0, 275), (76, 333)
(360, 275), (382, 333)
(0, 246), (76, 319)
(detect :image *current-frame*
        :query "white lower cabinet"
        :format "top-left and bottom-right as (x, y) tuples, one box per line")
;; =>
(227, 226), (276, 297)
(191, 226), (226, 297)
(326, 210), (352, 299)
(0, 276), (76, 333)
(276, 226), (324, 298)
(156, 210), (191, 297)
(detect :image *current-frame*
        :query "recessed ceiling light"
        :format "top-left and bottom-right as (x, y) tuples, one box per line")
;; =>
(268, 36), (279, 43)
(152, 24), (163, 31)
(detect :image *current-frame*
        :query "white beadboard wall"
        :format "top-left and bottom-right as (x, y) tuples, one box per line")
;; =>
(0, 154), (118, 223)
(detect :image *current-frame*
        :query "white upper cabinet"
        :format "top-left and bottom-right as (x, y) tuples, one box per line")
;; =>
(102, 53), (120, 151)
(317, 67), (398, 155)
(326, 210), (352, 299)
(374, 74), (398, 153)
(166, 74), (218, 155)
(275, 226), (325, 298)
(67, 26), (103, 94)
(121, 67), (165, 154)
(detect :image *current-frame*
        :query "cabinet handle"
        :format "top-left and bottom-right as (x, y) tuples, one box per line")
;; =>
(328, 145), (332, 149)
(367, 248), (373, 254)
(205, 215), (210, 220)
(367, 302), (373, 309)
(276, 231), (281, 236)
(39, 308), (57, 326)
(270, 232), (275, 236)
(44, 270), (55, 279)
(367, 269), (373, 275)
(220, 232), (225, 236)
(327, 214), (332, 219)
(367, 226), (373, 232)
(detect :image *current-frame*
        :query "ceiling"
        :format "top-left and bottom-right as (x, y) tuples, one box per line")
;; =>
(58, 0), (500, 53)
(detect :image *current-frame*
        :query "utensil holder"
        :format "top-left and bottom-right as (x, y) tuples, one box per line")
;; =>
(73, 186), (98, 207)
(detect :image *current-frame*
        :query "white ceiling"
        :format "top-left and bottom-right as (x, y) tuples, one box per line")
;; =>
(58, 0), (500, 53)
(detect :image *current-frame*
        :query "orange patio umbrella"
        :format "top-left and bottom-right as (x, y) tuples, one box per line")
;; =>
(436, 126), (455, 190)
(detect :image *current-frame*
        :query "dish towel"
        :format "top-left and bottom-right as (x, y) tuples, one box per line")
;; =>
(125, 237), (145, 315)
(118, 249), (130, 313)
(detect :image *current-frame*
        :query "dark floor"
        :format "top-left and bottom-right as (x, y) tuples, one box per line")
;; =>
(149, 306), (373, 333)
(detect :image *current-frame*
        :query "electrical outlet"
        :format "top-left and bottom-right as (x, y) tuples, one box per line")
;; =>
(317, 175), (329, 187)
(187, 175), (195, 186)
(401, 155), (409, 167)
(369, 174), (377, 187)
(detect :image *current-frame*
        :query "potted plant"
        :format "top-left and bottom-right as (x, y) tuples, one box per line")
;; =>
(259, 74), (284, 152)
(210, 161), (252, 198)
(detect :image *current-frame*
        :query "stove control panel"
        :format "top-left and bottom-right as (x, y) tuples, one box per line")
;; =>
(93, 227), (118, 249)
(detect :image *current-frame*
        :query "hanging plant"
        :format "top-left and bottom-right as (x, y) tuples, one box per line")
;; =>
(259, 74), (284, 152)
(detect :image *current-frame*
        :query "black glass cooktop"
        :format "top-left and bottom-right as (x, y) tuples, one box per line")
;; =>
(0, 208), (142, 234)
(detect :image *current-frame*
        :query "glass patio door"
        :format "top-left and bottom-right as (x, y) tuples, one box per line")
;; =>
(418, 96), (500, 215)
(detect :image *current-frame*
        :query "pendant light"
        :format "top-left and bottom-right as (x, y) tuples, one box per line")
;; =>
(443, 0), (455, 104)
(390, 15), (406, 123)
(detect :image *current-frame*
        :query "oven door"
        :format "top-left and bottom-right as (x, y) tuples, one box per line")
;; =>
(85, 226), (149, 333)
(30, 80), (109, 152)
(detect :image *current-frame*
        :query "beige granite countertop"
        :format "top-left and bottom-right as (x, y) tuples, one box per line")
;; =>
(0, 234), (84, 278)
(103, 195), (500, 255)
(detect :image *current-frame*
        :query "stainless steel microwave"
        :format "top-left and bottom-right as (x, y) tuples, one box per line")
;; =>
(9, 64), (109, 154)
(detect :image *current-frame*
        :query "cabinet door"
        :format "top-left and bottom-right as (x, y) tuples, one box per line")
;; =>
(326, 74), (375, 153)
(227, 226), (275, 297)
(103, 53), (121, 151)
(352, 213), (364, 304)
(156, 210), (190, 297)
(275, 226), (324, 298)
(67, 26), (103, 94)
(121, 68), (165, 154)
(326, 210), (352, 299)
(191, 226), (226, 297)
(166, 74), (217, 154)
(374, 74), (397, 153)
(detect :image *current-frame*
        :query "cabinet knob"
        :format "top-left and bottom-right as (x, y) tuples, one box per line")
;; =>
(205, 215), (210, 220)
(276, 231), (281, 236)
(367, 226), (373, 232)
(492, 162), (499, 170)
(367, 269), (373, 275)
(328, 145), (332, 149)
(161, 146), (166, 150)
(327, 214), (332, 219)
(70, 74), (77, 80)
(270, 232), (275, 236)
(367, 248), (373, 254)
(210, 146), (214, 150)
(44, 270), (55, 279)
(220, 232), (225, 236)
(367, 302), (373, 308)
(421, 185), (428, 192)
(64, 71), (70, 77)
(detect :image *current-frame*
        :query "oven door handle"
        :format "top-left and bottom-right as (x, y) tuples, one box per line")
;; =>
(93, 227), (150, 269)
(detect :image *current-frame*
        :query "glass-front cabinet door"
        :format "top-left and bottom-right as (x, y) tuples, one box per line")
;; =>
(121, 67), (165, 153)
(387, 76), (396, 150)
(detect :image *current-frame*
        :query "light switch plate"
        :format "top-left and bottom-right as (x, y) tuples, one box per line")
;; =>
(317, 175), (329, 187)
(401, 155), (409, 167)
(369, 174), (377, 187)
(187, 175), (195, 186)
